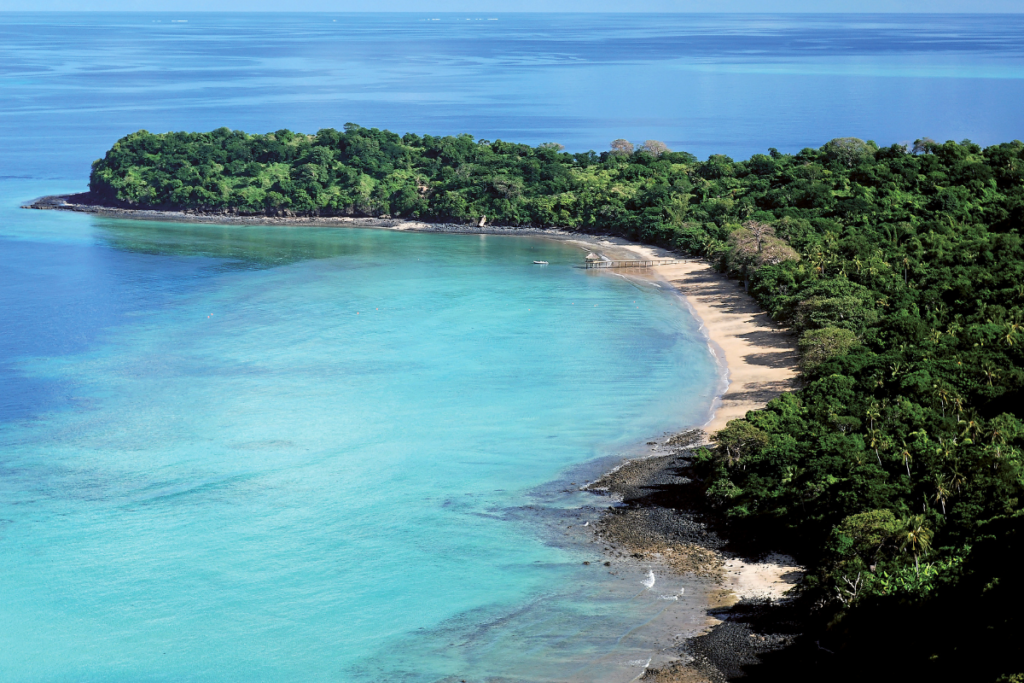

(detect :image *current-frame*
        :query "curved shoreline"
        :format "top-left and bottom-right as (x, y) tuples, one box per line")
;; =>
(654, 256), (798, 435)
(22, 198), (800, 433)
(27, 196), (803, 681)
(21, 195), (799, 436)
(572, 236), (800, 436)
(561, 239), (804, 681)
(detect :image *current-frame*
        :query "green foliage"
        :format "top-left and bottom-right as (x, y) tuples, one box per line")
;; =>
(830, 509), (900, 563)
(726, 220), (801, 288)
(822, 137), (878, 168)
(799, 327), (859, 371)
(89, 126), (694, 232)
(715, 419), (770, 467)
(762, 512), (1024, 683)
(875, 553), (964, 598)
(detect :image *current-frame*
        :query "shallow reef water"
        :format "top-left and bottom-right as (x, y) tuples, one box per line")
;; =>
(0, 196), (719, 681)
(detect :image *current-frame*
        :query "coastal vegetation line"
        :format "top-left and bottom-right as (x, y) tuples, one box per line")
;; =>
(77, 126), (1023, 682)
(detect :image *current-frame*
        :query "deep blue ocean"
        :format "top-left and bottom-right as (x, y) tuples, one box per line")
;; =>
(1, 12), (1022, 682)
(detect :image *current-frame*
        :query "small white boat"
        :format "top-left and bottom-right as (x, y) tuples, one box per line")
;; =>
(533, 260), (549, 265)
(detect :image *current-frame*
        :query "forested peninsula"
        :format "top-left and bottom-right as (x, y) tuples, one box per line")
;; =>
(84, 126), (1023, 682)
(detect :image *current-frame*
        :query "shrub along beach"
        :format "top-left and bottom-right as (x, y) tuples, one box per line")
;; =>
(43, 126), (1024, 682)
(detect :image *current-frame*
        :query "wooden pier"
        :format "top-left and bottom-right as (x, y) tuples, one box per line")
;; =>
(584, 258), (679, 269)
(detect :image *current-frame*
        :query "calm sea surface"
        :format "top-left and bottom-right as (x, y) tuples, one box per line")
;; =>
(1, 12), (1022, 682)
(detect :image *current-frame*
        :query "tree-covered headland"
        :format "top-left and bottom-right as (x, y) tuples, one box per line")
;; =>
(90, 126), (1024, 681)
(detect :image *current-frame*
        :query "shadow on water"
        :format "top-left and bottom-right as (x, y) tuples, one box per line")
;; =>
(90, 217), (377, 271)
(90, 216), (581, 272)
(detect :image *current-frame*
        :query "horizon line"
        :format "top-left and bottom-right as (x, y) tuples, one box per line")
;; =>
(2, 9), (1023, 14)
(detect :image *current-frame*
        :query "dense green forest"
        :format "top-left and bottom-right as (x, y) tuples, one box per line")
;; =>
(90, 126), (1024, 681)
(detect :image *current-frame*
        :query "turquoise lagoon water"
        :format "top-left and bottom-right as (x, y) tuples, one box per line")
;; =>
(0, 185), (719, 681)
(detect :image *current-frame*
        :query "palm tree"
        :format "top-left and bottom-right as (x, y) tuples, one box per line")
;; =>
(781, 465), (803, 486)
(933, 384), (951, 419)
(933, 476), (952, 515)
(899, 515), (934, 573)
(948, 467), (967, 494)
(1005, 322), (1021, 347)
(899, 440), (913, 477)
(959, 415), (980, 444)
(868, 428), (883, 466)
(866, 403), (883, 466)
(988, 423), (1007, 464)
(982, 362), (1000, 386)
(950, 394), (965, 423)
(866, 402), (880, 431)
(934, 439), (955, 463)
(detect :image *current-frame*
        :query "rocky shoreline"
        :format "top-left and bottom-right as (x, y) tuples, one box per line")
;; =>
(584, 429), (804, 683)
